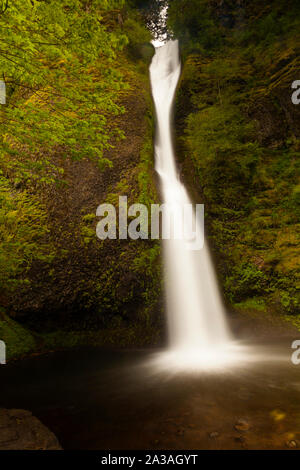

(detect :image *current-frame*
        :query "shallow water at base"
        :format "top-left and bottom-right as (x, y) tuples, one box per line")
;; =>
(145, 341), (287, 374)
(1, 337), (299, 450)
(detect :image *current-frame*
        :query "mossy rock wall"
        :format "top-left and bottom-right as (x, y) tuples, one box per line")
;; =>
(0, 7), (164, 359)
(170, 0), (300, 318)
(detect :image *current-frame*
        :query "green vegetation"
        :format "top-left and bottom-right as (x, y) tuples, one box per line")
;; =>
(0, 173), (55, 292)
(1, 0), (128, 176)
(0, 311), (36, 360)
(169, 0), (300, 319)
(234, 297), (266, 312)
(0, 0), (161, 359)
(1, 0), (299, 359)
(0, 0), (128, 296)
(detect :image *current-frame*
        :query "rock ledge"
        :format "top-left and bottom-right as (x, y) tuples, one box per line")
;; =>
(0, 409), (62, 450)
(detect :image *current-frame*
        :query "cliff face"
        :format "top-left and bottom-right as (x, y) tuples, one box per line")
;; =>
(1, 1), (299, 359)
(169, 0), (300, 319)
(11, 57), (162, 334)
(0, 5), (162, 359)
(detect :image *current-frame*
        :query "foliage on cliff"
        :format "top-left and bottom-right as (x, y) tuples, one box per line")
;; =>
(1, 0), (129, 173)
(168, 0), (300, 316)
(0, 0), (161, 358)
(0, 0), (126, 294)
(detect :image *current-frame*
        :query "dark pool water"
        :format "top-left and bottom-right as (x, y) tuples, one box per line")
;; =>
(1, 338), (300, 450)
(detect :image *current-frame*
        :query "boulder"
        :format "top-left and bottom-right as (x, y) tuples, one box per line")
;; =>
(0, 409), (61, 450)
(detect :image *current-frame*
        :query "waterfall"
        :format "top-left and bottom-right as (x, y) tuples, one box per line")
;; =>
(150, 40), (233, 365)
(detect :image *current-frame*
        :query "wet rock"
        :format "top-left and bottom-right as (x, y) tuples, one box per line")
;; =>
(0, 409), (62, 450)
(0, 426), (19, 445)
(235, 435), (246, 443)
(286, 440), (298, 449)
(234, 418), (250, 432)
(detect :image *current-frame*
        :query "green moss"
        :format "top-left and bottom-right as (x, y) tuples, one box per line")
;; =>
(0, 3), (161, 360)
(0, 174), (55, 293)
(234, 297), (266, 312)
(0, 318), (161, 362)
(0, 313), (36, 360)
(172, 0), (299, 316)
(282, 315), (300, 331)
(41, 324), (161, 351)
(137, 109), (156, 207)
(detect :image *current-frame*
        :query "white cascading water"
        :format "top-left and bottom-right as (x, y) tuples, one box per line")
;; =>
(150, 40), (235, 368)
